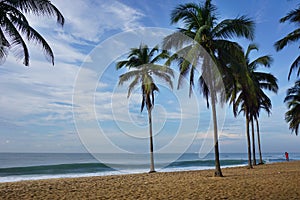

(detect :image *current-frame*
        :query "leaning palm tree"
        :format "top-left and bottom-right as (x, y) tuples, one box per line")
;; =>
(275, 6), (300, 80)
(163, 0), (254, 176)
(228, 44), (278, 167)
(116, 44), (174, 173)
(284, 80), (300, 135)
(0, 0), (64, 66)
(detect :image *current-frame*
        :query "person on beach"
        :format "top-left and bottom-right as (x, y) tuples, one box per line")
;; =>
(285, 152), (289, 161)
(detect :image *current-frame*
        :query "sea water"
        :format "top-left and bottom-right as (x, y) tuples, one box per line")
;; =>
(0, 152), (299, 183)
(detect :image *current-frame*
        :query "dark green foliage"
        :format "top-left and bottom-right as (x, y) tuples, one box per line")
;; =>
(275, 5), (300, 80)
(227, 43), (278, 167)
(0, 0), (64, 66)
(284, 80), (300, 135)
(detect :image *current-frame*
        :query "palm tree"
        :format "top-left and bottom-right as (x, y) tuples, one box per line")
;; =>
(116, 44), (174, 173)
(275, 6), (300, 80)
(227, 72), (255, 168)
(252, 90), (272, 165)
(227, 44), (278, 168)
(0, 0), (64, 66)
(163, 0), (254, 176)
(249, 88), (274, 165)
(284, 80), (300, 135)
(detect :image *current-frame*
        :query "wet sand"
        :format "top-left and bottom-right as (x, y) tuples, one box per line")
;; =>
(1, 161), (300, 199)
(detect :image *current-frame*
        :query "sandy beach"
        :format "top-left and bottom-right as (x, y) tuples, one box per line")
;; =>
(0, 161), (299, 199)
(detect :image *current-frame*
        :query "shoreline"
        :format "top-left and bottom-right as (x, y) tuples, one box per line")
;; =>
(0, 164), (244, 183)
(1, 161), (300, 199)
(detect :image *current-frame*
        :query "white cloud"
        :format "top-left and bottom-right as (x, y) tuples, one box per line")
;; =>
(2, 0), (297, 153)
(0, 57), (77, 124)
(0, 0), (145, 127)
(31, 0), (145, 43)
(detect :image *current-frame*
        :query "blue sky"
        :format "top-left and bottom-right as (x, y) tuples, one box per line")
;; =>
(0, 0), (299, 154)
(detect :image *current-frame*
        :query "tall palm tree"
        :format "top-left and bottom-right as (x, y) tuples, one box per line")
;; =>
(0, 0), (64, 66)
(227, 44), (278, 168)
(249, 88), (274, 165)
(275, 6), (300, 80)
(251, 90), (272, 165)
(284, 80), (300, 135)
(163, 0), (254, 176)
(227, 72), (255, 168)
(116, 44), (174, 173)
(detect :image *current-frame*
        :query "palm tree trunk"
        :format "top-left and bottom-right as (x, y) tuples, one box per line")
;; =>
(148, 108), (155, 173)
(256, 118), (263, 164)
(246, 112), (253, 169)
(211, 92), (223, 177)
(251, 118), (256, 166)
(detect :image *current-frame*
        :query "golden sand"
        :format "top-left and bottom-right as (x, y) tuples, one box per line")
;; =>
(1, 161), (300, 199)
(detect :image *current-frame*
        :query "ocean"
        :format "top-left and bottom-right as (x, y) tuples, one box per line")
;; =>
(0, 152), (299, 183)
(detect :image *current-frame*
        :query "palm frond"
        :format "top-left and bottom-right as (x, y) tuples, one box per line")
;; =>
(128, 47), (142, 59)
(118, 70), (140, 86)
(177, 59), (192, 89)
(288, 55), (300, 80)
(2, 15), (29, 65)
(280, 7), (300, 24)
(162, 31), (193, 50)
(257, 91), (272, 115)
(151, 70), (173, 90)
(115, 60), (129, 70)
(284, 94), (300, 104)
(245, 43), (258, 59)
(165, 45), (193, 66)
(213, 16), (255, 40)
(199, 75), (210, 108)
(284, 80), (300, 103)
(0, 28), (10, 64)
(127, 75), (140, 98)
(284, 80), (300, 135)
(10, 14), (54, 65)
(274, 28), (300, 51)
(285, 104), (300, 135)
(233, 92), (245, 116)
(151, 49), (170, 64)
(170, 3), (202, 25)
(249, 55), (273, 70)
(148, 64), (174, 77)
(214, 39), (244, 65)
(254, 72), (278, 93)
(149, 45), (159, 58)
(5, 0), (64, 26)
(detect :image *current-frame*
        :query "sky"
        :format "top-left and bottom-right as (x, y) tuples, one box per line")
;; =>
(0, 0), (299, 155)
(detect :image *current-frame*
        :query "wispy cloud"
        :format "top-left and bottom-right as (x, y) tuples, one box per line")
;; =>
(0, 0), (145, 126)
(30, 0), (145, 43)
